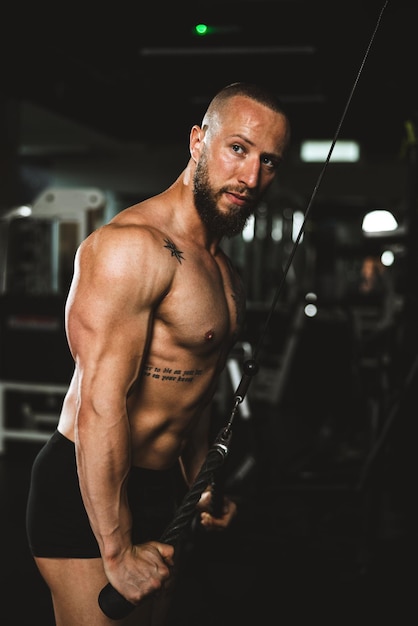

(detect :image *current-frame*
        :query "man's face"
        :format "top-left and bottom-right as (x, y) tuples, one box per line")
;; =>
(192, 96), (288, 239)
(193, 146), (256, 239)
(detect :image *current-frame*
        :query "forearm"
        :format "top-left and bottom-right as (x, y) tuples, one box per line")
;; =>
(75, 411), (133, 561)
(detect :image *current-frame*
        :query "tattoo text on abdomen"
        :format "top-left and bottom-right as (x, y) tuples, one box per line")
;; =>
(143, 365), (203, 383)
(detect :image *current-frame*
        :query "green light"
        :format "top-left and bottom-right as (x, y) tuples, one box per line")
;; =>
(194, 23), (209, 36)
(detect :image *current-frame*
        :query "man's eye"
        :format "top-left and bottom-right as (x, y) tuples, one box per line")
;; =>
(232, 144), (244, 154)
(263, 156), (279, 169)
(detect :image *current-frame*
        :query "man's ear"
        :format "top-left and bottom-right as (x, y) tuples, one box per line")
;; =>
(189, 125), (204, 161)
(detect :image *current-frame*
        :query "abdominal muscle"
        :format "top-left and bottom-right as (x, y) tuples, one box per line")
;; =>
(126, 369), (216, 468)
(57, 362), (218, 470)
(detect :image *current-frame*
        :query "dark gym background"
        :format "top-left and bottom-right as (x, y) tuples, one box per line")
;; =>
(0, 2), (415, 624)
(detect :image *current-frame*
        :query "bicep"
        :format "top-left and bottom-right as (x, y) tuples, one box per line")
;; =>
(66, 228), (167, 409)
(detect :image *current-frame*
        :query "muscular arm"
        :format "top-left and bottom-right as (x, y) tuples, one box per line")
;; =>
(66, 223), (174, 599)
(180, 402), (238, 529)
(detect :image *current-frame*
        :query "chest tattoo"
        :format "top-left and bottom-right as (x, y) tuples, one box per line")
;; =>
(163, 238), (184, 264)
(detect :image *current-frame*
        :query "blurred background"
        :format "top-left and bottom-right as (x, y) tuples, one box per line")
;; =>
(0, 1), (416, 624)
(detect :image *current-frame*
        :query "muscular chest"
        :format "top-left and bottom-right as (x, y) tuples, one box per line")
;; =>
(156, 252), (244, 352)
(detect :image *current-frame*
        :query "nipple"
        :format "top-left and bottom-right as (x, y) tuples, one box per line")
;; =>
(205, 329), (215, 341)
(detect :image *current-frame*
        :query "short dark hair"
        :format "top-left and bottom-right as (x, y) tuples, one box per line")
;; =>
(203, 81), (291, 148)
(212, 81), (289, 118)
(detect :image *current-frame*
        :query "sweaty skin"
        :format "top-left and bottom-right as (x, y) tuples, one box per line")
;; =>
(32, 89), (290, 625)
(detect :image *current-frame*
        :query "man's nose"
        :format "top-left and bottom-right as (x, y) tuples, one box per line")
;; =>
(238, 158), (261, 188)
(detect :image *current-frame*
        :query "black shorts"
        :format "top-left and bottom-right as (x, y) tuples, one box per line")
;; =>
(26, 430), (182, 558)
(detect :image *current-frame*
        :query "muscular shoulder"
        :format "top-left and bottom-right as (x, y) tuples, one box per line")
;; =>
(75, 220), (179, 306)
(80, 221), (159, 265)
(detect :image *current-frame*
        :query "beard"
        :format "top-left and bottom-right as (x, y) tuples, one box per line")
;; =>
(193, 151), (257, 238)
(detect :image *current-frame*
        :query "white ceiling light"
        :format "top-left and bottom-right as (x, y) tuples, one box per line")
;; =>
(362, 210), (398, 233)
(300, 140), (360, 163)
